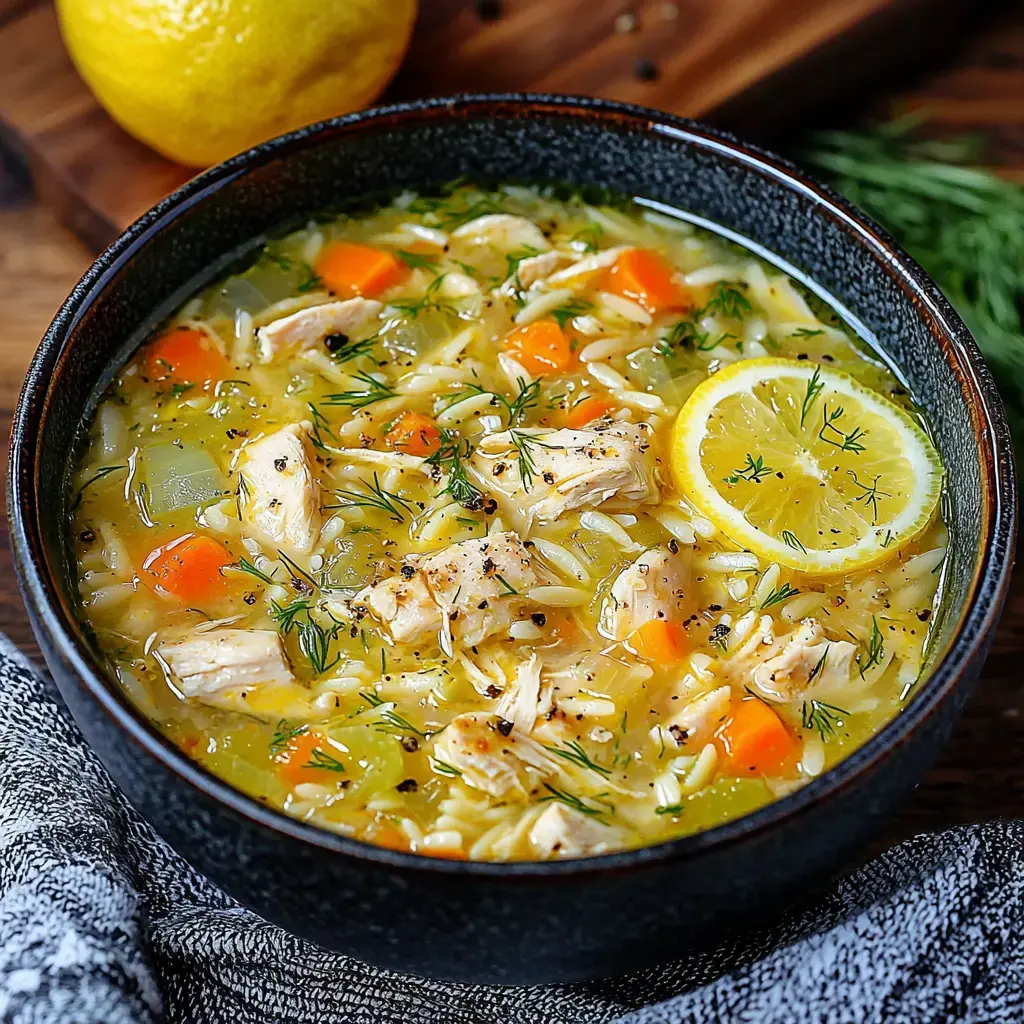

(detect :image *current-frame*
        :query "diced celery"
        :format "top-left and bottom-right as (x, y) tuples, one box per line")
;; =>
(141, 444), (229, 515)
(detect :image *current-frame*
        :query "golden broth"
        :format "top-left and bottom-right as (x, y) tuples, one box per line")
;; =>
(69, 184), (946, 861)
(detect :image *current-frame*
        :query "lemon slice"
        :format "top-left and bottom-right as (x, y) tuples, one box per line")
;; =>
(670, 357), (943, 575)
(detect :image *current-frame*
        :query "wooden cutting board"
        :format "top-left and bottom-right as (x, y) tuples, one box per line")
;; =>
(0, 0), (983, 252)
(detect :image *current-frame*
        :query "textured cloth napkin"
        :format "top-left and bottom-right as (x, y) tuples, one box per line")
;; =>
(2, 634), (1023, 1024)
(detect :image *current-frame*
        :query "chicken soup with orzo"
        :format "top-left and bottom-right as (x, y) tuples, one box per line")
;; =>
(70, 184), (946, 860)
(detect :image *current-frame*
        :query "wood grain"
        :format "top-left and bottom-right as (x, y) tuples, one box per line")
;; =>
(0, 0), (988, 252)
(0, 3), (1022, 850)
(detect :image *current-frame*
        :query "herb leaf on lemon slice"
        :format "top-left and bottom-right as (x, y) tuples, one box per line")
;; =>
(670, 358), (942, 575)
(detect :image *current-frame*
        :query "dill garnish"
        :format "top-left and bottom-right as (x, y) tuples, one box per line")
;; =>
(71, 464), (128, 510)
(572, 223), (603, 252)
(322, 371), (397, 409)
(781, 530), (807, 553)
(550, 298), (593, 329)
(760, 581), (801, 609)
(277, 549), (320, 593)
(819, 404), (867, 453)
(326, 472), (415, 523)
(846, 471), (890, 524)
(800, 365), (825, 427)
(509, 430), (557, 489)
(655, 803), (684, 816)
(538, 783), (606, 819)
(396, 250), (439, 270)
(426, 430), (485, 509)
(303, 747), (346, 772)
(803, 116), (1024, 443)
(272, 598), (340, 675)
(430, 757), (463, 778)
(235, 557), (278, 587)
(792, 327), (825, 339)
(702, 282), (752, 320)
(306, 402), (337, 450)
(801, 698), (848, 741)
(856, 616), (886, 678)
(296, 263), (323, 293)
(493, 574), (518, 596)
(724, 453), (772, 484)
(389, 275), (457, 319)
(325, 334), (377, 364)
(359, 691), (429, 737)
(545, 740), (611, 777)
(269, 720), (308, 756)
(501, 246), (542, 304)
(269, 598), (314, 632)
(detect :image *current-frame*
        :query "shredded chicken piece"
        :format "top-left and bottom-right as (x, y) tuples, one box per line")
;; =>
(499, 251), (566, 295)
(599, 545), (694, 641)
(545, 245), (630, 285)
(528, 803), (620, 858)
(433, 711), (563, 798)
(255, 298), (381, 363)
(353, 532), (538, 647)
(495, 654), (544, 735)
(751, 619), (857, 702)
(470, 421), (660, 527)
(451, 214), (551, 252)
(665, 686), (732, 751)
(238, 422), (321, 554)
(159, 628), (294, 698)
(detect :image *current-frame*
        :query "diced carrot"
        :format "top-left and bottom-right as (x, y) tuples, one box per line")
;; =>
(565, 395), (615, 429)
(141, 534), (233, 603)
(602, 248), (691, 314)
(371, 825), (411, 853)
(629, 619), (690, 662)
(384, 411), (442, 457)
(315, 242), (408, 298)
(503, 319), (574, 375)
(717, 697), (799, 777)
(419, 846), (469, 860)
(276, 730), (346, 788)
(145, 326), (230, 387)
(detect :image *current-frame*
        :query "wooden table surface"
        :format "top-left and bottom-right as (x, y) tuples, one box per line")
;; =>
(1, 7), (1022, 854)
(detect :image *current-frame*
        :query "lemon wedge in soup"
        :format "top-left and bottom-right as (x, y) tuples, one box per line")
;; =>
(670, 357), (943, 575)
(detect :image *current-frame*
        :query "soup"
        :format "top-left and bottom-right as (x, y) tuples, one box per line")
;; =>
(69, 184), (946, 861)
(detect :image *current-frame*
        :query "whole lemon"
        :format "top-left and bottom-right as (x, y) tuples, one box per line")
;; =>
(56, 0), (418, 167)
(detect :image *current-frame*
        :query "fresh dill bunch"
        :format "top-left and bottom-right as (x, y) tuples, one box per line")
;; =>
(802, 115), (1024, 441)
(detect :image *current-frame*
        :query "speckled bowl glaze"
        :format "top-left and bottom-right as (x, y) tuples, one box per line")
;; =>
(9, 96), (1016, 985)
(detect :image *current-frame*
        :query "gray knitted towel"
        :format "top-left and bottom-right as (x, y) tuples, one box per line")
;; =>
(1, 634), (1022, 1024)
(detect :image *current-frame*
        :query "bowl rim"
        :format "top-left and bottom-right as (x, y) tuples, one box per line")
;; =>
(9, 93), (1016, 879)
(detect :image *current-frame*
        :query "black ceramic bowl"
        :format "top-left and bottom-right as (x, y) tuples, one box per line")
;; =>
(9, 95), (1016, 986)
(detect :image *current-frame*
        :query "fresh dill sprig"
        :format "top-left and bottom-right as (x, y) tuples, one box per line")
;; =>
(445, 377), (539, 428)
(802, 116), (1024, 444)
(781, 530), (807, 553)
(235, 557), (279, 588)
(792, 327), (825, 339)
(760, 581), (801, 609)
(425, 430), (485, 509)
(71, 464), (128, 510)
(396, 250), (439, 270)
(326, 472), (415, 523)
(295, 615), (342, 676)
(430, 757), (463, 778)
(800, 365), (825, 427)
(277, 549), (321, 593)
(544, 740), (611, 777)
(359, 691), (429, 737)
(493, 574), (518, 596)
(325, 333), (377, 364)
(702, 282), (752, 320)
(303, 747), (346, 772)
(322, 371), (397, 409)
(538, 783), (606, 819)
(655, 803), (684, 817)
(801, 698), (848, 742)
(269, 598), (314, 633)
(306, 402), (337, 450)
(501, 246), (542, 304)
(846, 471), (891, 524)
(856, 616), (886, 678)
(389, 275), (457, 319)
(819, 404), (867, 453)
(724, 452), (772, 484)
(269, 720), (308, 756)
(296, 263), (323, 293)
(509, 430), (557, 490)
(550, 298), (593, 329)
